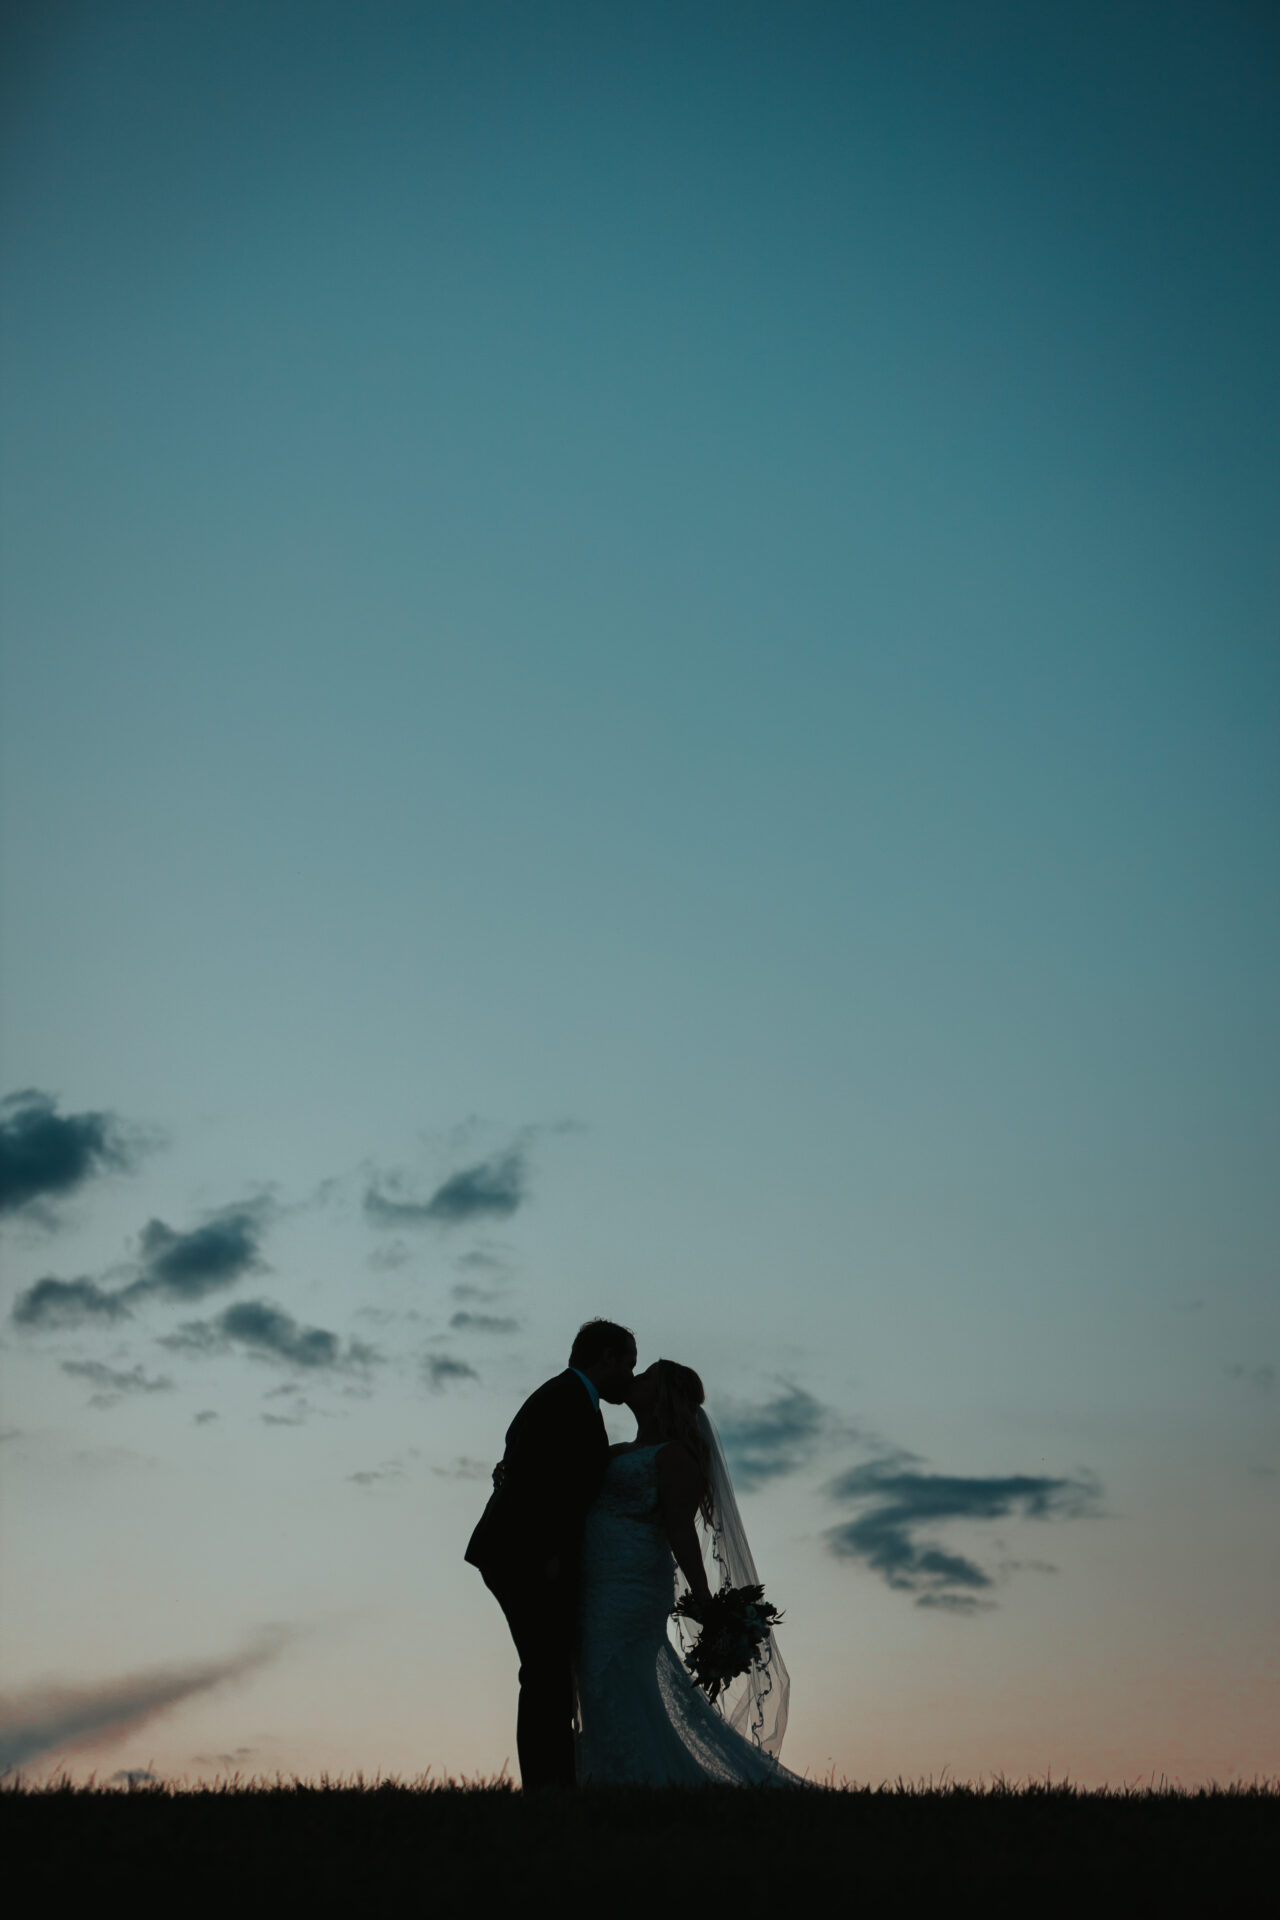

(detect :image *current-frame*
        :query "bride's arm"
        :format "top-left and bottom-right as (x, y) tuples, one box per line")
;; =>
(656, 1444), (714, 1615)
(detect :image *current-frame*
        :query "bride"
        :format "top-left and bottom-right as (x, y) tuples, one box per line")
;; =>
(574, 1357), (806, 1785)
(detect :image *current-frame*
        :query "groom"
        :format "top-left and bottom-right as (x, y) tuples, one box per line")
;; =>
(465, 1318), (637, 1791)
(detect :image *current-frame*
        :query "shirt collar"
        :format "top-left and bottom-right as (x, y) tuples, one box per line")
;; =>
(571, 1367), (600, 1412)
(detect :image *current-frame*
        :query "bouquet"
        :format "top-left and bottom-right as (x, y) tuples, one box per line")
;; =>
(671, 1582), (784, 1706)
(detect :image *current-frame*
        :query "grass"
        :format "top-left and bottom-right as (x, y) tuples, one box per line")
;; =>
(4, 1770), (1277, 1907)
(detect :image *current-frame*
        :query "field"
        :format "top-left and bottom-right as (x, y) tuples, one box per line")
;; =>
(4, 1773), (1277, 1908)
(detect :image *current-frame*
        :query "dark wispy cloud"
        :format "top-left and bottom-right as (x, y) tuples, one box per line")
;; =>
(366, 1239), (413, 1271)
(365, 1150), (525, 1229)
(123, 1201), (271, 1306)
(432, 1456), (491, 1480)
(348, 1458), (405, 1486)
(193, 1410), (219, 1425)
(191, 1744), (257, 1772)
(261, 1403), (311, 1427)
(450, 1310), (520, 1335)
(10, 1197), (272, 1331)
(823, 1459), (1103, 1612)
(422, 1353), (478, 1391)
(0, 1089), (144, 1221)
(0, 1629), (293, 1774)
(1227, 1362), (1275, 1397)
(159, 1300), (380, 1373)
(713, 1385), (838, 1492)
(62, 1360), (174, 1403)
(11, 1275), (133, 1330)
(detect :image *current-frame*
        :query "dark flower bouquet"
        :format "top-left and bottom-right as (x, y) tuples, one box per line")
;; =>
(671, 1583), (784, 1705)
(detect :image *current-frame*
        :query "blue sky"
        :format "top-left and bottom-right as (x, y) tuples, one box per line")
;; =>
(1, 1), (1277, 1785)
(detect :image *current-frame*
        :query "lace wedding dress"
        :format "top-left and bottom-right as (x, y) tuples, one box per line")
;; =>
(573, 1440), (806, 1785)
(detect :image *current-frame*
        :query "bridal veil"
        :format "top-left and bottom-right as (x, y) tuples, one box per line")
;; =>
(671, 1407), (791, 1761)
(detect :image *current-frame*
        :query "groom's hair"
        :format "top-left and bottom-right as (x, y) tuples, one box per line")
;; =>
(569, 1319), (635, 1367)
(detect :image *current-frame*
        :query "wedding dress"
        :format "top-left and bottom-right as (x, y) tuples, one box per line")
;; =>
(573, 1420), (806, 1786)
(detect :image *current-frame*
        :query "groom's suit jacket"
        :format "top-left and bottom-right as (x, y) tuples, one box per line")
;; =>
(465, 1369), (609, 1590)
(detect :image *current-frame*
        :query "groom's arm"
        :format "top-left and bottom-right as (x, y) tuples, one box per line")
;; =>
(498, 1381), (604, 1567)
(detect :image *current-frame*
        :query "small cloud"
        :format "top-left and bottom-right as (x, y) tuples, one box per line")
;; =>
(0, 1089), (145, 1221)
(159, 1299), (380, 1373)
(456, 1250), (507, 1273)
(261, 1404), (311, 1427)
(193, 1410), (219, 1425)
(347, 1458), (405, 1486)
(62, 1360), (174, 1404)
(432, 1456), (491, 1481)
(422, 1354), (478, 1392)
(10, 1198), (272, 1329)
(823, 1458), (1103, 1611)
(365, 1151), (526, 1229)
(450, 1311), (520, 1335)
(0, 1628), (294, 1774)
(1226, 1362), (1275, 1397)
(11, 1275), (134, 1330)
(109, 1768), (159, 1785)
(367, 1240), (413, 1271)
(192, 1745), (256, 1770)
(713, 1385), (837, 1492)
(123, 1200), (272, 1306)
(424, 1151), (525, 1223)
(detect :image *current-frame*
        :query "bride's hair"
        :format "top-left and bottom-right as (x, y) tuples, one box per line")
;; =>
(652, 1360), (714, 1526)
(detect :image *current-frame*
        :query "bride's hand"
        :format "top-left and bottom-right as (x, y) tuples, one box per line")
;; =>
(657, 1443), (715, 1616)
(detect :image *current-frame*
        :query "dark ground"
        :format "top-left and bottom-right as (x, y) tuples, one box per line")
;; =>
(4, 1774), (1277, 1911)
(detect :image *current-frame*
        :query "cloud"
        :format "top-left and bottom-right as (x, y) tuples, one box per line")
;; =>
(10, 1197), (272, 1330)
(450, 1311), (520, 1335)
(124, 1201), (271, 1305)
(367, 1240), (412, 1271)
(62, 1360), (175, 1401)
(11, 1275), (133, 1330)
(348, 1458), (405, 1485)
(0, 1090), (143, 1220)
(159, 1299), (380, 1373)
(713, 1385), (836, 1492)
(191, 1744), (257, 1771)
(0, 1629), (293, 1775)
(110, 1768), (160, 1785)
(1227, 1362), (1275, 1397)
(422, 1353), (478, 1391)
(432, 1456), (492, 1480)
(193, 1410), (219, 1425)
(365, 1150), (526, 1229)
(823, 1459), (1103, 1611)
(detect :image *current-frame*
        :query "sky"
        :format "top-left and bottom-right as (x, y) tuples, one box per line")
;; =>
(1, 0), (1277, 1788)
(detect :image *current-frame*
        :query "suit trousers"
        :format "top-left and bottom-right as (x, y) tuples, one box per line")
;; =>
(482, 1564), (577, 1791)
